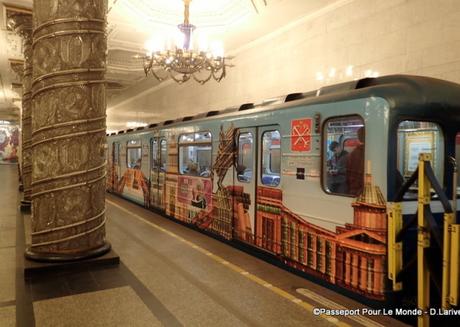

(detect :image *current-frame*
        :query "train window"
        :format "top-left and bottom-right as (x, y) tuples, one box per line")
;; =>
(160, 139), (167, 172)
(261, 130), (281, 187)
(179, 132), (212, 177)
(323, 115), (365, 196)
(237, 132), (253, 182)
(127, 139), (142, 169)
(151, 138), (159, 170)
(397, 121), (444, 198)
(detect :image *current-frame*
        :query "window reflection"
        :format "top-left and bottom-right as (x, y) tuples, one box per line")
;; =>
(237, 132), (253, 182)
(127, 139), (142, 169)
(261, 130), (281, 187)
(396, 121), (444, 199)
(179, 132), (212, 177)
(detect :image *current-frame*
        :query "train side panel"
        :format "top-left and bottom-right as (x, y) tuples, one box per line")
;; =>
(106, 96), (391, 301)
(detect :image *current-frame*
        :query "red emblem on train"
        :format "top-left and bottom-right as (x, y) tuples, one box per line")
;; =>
(291, 118), (312, 151)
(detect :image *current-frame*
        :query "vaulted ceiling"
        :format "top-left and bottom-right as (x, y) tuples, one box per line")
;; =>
(0, 0), (337, 126)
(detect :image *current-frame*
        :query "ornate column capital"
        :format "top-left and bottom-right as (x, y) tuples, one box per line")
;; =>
(7, 11), (33, 42)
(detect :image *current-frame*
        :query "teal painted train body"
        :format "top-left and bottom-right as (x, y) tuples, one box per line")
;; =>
(106, 75), (460, 310)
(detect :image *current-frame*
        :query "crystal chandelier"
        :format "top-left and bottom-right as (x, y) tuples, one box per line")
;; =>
(142, 0), (232, 84)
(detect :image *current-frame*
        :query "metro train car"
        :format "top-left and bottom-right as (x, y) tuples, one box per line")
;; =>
(106, 75), (460, 307)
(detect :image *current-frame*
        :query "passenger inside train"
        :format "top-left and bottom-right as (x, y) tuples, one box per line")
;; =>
(346, 127), (365, 195)
(326, 140), (348, 193)
(323, 117), (365, 196)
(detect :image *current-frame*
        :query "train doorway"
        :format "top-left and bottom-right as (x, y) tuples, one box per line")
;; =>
(233, 127), (257, 242)
(150, 137), (166, 210)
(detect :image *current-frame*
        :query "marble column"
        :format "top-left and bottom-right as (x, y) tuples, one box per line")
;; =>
(9, 13), (33, 209)
(26, 0), (110, 261)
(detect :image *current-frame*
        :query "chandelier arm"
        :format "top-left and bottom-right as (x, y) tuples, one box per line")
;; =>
(150, 67), (168, 82)
(212, 64), (226, 82)
(170, 71), (190, 84)
(193, 70), (213, 85)
(143, 56), (154, 76)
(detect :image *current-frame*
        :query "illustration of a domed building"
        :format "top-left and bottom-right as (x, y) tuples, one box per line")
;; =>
(335, 171), (387, 299)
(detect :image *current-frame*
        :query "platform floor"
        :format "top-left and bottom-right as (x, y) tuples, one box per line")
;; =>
(0, 164), (410, 326)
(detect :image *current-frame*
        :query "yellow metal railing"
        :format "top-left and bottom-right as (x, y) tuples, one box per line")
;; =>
(418, 154), (431, 327)
(388, 202), (402, 291)
(388, 153), (459, 327)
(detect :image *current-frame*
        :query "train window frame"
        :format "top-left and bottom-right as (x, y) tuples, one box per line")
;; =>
(321, 114), (365, 197)
(160, 138), (167, 172)
(261, 130), (281, 187)
(396, 120), (445, 200)
(236, 132), (254, 183)
(126, 139), (142, 169)
(178, 131), (212, 177)
(150, 137), (159, 171)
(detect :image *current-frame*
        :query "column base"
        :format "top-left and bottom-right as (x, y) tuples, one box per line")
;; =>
(20, 200), (31, 213)
(25, 241), (112, 262)
(24, 242), (118, 278)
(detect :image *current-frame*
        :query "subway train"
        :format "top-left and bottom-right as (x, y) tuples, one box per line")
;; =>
(106, 75), (460, 307)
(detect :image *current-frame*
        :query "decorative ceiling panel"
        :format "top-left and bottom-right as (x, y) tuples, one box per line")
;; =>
(115, 0), (253, 28)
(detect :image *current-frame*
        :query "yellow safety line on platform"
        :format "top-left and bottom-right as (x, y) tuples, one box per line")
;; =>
(106, 199), (351, 327)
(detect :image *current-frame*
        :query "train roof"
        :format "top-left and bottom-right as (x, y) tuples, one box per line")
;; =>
(110, 74), (460, 136)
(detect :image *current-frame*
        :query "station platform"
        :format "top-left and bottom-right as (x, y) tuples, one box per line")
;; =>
(0, 164), (410, 326)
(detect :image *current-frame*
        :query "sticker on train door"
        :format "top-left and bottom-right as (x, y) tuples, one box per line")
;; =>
(291, 118), (312, 151)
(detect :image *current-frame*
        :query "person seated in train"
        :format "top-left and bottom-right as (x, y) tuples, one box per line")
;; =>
(134, 158), (141, 169)
(200, 167), (211, 177)
(327, 141), (348, 193)
(346, 127), (365, 195)
(187, 161), (199, 175)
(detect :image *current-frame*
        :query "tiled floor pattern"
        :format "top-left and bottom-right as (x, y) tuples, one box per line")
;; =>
(33, 286), (161, 327)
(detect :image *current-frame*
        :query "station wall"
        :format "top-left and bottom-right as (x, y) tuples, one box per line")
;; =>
(108, 0), (460, 128)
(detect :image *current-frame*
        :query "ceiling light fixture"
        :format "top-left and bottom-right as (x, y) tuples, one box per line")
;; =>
(142, 0), (232, 84)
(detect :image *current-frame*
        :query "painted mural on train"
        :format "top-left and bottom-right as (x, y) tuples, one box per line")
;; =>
(0, 124), (19, 164)
(192, 124), (387, 300)
(106, 76), (460, 307)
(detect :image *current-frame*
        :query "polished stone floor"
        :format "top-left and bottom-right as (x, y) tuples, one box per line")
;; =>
(0, 164), (410, 327)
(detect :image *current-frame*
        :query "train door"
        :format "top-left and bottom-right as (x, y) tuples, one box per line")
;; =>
(158, 138), (167, 211)
(149, 137), (161, 209)
(256, 126), (282, 254)
(233, 128), (256, 242)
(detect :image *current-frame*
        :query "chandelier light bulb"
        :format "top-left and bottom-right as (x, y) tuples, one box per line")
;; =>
(174, 30), (185, 49)
(346, 65), (353, 77)
(210, 41), (224, 58)
(329, 67), (336, 78)
(197, 34), (209, 52)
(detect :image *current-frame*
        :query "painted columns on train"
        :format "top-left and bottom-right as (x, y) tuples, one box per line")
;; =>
(9, 12), (33, 209)
(26, 0), (110, 260)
